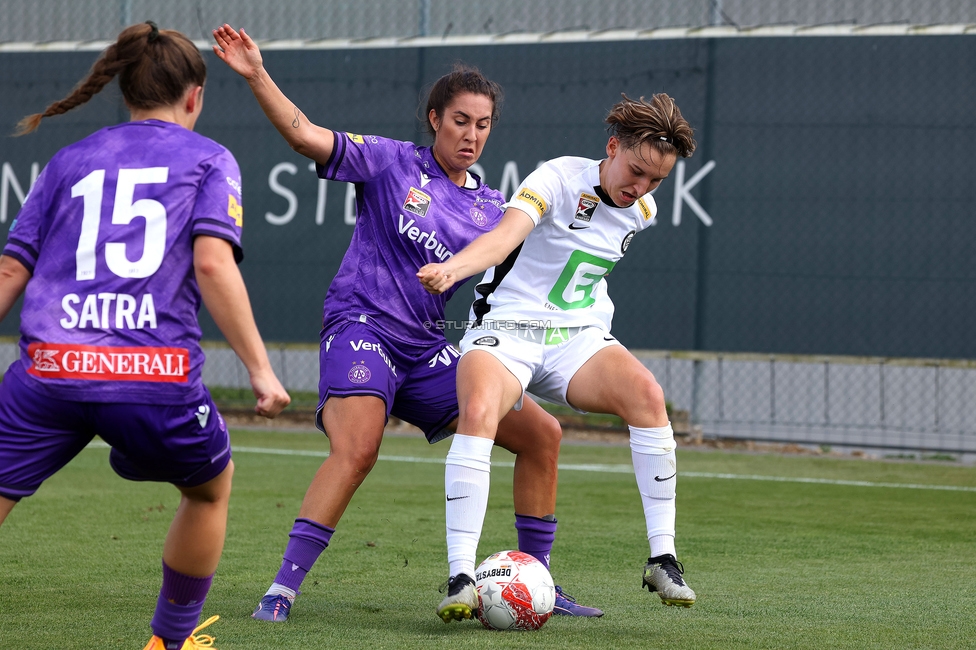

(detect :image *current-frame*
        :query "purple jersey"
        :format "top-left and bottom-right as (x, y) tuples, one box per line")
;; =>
(2, 120), (244, 404)
(317, 132), (505, 346)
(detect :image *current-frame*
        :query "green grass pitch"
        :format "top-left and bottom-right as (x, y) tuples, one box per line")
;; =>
(1, 429), (975, 649)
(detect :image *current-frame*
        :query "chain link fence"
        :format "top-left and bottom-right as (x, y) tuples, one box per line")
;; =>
(638, 352), (976, 455)
(3, 2), (976, 456)
(2, 0), (976, 43)
(4, 338), (972, 454)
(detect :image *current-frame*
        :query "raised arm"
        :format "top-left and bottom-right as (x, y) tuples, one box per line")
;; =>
(212, 25), (335, 165)
(0, 255), (30, 324)
(417, 207), (535, 295)
(194, 236), (291, 418)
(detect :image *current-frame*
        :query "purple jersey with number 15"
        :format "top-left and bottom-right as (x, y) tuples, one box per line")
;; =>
(2, 119), (244, 404)
(317, 132), (506, 346)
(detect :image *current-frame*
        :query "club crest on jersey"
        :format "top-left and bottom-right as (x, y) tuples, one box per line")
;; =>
(473, 336), (499, 347)
(470, 205), (488, 227)
(348, 363), (371, 384)
(575, 192), (600, 223)
(403, 187), (432, 217)
(227, 195), (243, 227)
(621, 229), (636, 254)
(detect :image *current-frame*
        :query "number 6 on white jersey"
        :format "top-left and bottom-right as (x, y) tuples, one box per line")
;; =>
(71, 167), (169, 281)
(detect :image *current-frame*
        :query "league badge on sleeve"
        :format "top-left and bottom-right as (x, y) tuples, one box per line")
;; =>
(227, 195), (243, 227)
(403, 187), (432, 217)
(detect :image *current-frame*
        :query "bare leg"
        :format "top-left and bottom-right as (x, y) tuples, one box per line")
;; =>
(455, 350), (524, 438)
(439, 350), (525, 621)
(0, 495), (16, 527)
(162, 461), (235, 577)
(494, 398), (560, 516)
(566, 346), (668, 425)
(252, 396), (389, 621)
(566, 345), (695, 606)
(298, 395), (387, 527)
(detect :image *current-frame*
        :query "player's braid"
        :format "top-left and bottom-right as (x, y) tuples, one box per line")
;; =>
(606, 93), (697, 159)
(14, 22), (200, 136)
(15, 46), (131, 136)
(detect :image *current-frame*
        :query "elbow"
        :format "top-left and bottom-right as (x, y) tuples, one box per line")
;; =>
(194, 253), (230, 280)
(290, 137), (311, 158)
(194, 258), (221, 280)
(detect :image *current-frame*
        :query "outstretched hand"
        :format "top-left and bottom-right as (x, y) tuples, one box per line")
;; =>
(417, 264), (457, 295)
(212, 24), (263, 81)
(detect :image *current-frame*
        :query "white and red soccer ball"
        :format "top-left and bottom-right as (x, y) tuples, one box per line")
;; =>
(474, 550), (555, 631)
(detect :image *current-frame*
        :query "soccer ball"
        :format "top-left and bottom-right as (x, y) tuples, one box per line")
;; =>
(474, 550), (555, 631)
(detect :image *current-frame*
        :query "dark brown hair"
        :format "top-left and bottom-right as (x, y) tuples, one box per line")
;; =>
(605, 93), (696, 159)
(16, 22), (206, 135)
(422, 63), (503, 137)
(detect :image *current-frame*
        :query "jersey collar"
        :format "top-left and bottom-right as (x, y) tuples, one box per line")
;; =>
(589, 159), (623, 208)
(419, 146), (482, 191)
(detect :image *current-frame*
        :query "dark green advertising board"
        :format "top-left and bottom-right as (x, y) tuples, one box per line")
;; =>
(2, 35), (975, 358)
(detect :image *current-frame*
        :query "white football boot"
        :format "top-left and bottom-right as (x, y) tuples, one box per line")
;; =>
(642, 554), (696, 607)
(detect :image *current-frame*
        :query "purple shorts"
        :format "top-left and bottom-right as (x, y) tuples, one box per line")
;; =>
(0, 365), (231, 501)
(317, 320), (460, 443)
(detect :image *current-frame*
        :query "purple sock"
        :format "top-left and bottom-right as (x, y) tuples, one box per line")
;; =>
(151, 562), (213, 646)
(272, 518), (335, 592)
(515, 513), (557, 571)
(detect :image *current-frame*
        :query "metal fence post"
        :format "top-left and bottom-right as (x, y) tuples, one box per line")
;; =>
(691, 359), (704, 429)
(824, 360), (830, 425)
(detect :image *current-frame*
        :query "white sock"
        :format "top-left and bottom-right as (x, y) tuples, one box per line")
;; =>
(650, 534), (677, 558)
(265, 583), (297, 599)
(630, 424), (678, 557)
(445, 434), (494, 579)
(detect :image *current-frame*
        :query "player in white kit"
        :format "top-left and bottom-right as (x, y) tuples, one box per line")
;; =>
(419, 94), (699, 616)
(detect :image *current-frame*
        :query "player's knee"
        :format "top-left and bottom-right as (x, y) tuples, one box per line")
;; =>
(458, 396), (501, 435)
(624, 374), (667, 422)
(340, 441), (381, 475)
(537, 413), (562, 454)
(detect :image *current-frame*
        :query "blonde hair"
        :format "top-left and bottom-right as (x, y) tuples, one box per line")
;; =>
(605, 93), (696, 159)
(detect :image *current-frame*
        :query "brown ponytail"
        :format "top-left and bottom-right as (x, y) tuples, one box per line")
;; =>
(15, 21), (206, 136)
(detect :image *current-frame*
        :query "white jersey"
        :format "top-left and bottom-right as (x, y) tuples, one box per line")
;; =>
(472, 156), (657, 330)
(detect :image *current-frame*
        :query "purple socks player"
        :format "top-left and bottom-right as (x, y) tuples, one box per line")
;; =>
(152, 563), (215, 648)
(212, 24), (602, 624)
(259, 518), (335, 619)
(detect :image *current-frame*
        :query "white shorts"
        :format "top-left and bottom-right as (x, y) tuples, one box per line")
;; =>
(458, 325), (622, 412)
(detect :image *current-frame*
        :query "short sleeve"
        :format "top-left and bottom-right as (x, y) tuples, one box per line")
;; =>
(2, 160), (56, 274)
(190, 148), (244, 263)
(316, 131), (407, 183)
(508, 162), (563, 227)
(635, 195), (658, 232)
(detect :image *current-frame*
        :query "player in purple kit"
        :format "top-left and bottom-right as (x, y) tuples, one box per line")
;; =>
(212, 24), (602, 622)
(0, 22), (290, 650)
